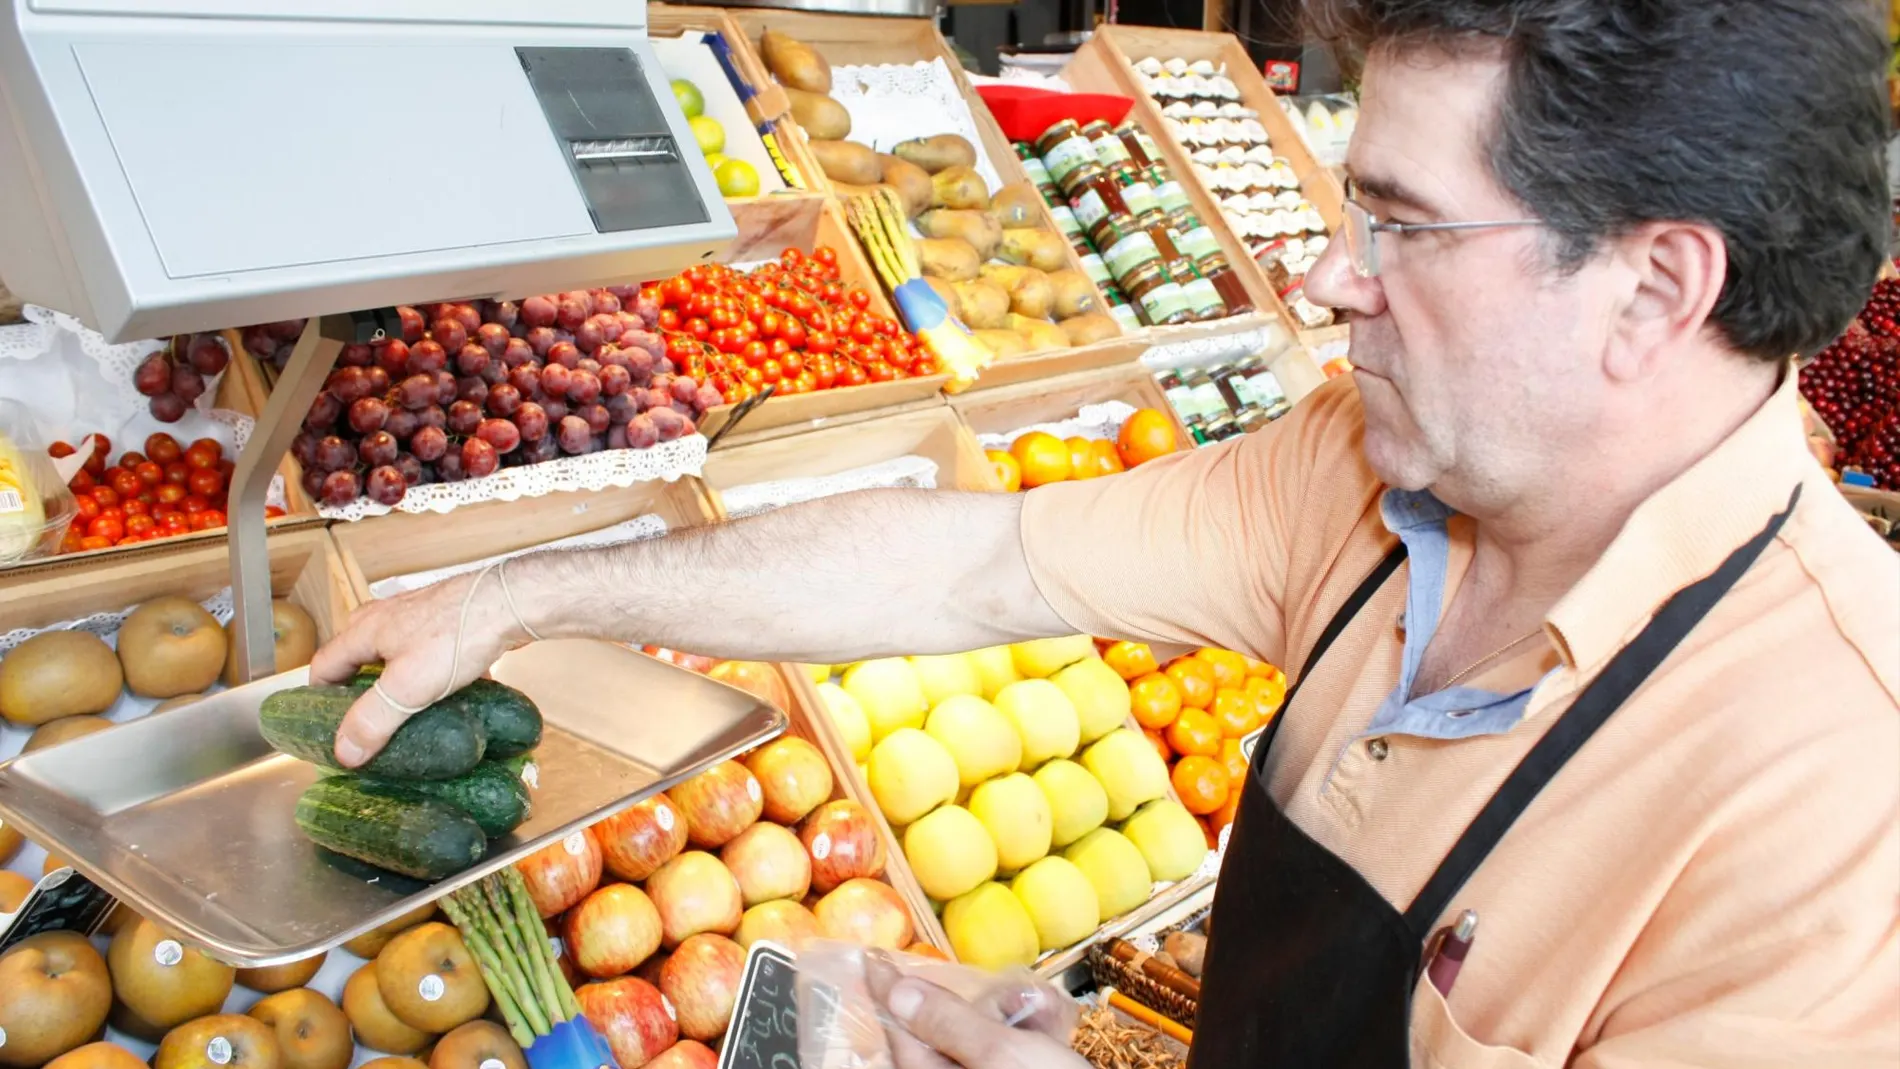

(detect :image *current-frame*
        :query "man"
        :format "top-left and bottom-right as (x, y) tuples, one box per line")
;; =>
(313, 0), (1900, 1064)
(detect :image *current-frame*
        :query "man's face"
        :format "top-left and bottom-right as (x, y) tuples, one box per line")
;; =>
(1304, 47), (1615, 511)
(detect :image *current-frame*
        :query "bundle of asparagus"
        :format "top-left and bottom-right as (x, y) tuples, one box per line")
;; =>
(440, 869), (582, 1049)
(844, 188), (992, 389)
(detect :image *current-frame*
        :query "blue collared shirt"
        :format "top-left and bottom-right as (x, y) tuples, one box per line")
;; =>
(1357, 489), (1556, 744)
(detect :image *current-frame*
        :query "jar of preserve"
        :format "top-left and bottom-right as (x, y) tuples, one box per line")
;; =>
(1203, 414), (1243, 444)
(1078, 252), (1114, 288)
(1147, 165), (1193, 215)
(1198, 252), (1254, 314)
(1048, 203), (1084, 240)
(1171, 219), (1223, 264)
(1115, 167), (1162, 220)
(1071, 172), (1133, 234)
(1108, 300), (1145, 333)
(1125, 263), (1194, 326)
(1116, 122), (1164, 169)
(1084, 120), (1134, 169)
(1059, 157), (1109, 202)
(1022, 156), (1055, 189)
(1038, 120), (1096, 191)
(1099, 221), (1164, 282)
(1176, 261), (1229, 320)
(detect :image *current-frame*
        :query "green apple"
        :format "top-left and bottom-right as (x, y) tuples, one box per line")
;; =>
(967, 646), (1022, 700)
(902, 805), (997, 901)
(1010, 636), (1096, 679)
(994, 679), (1080, 771)
(1081, 728), (1170, 821)
(1010, 856), (1100, 950)
(1062, 828), (1152, 920)
(842, 659), (927, 741)
(866, 728), (957, 826)
(1121, 799), (1209, 882)
(816, 682), (871, 763)
(909, 653), (983, 705)
(924, 694), (1020, 788)
(968, 773), (1052, 873)
(942, 883), (1039, 969)
(1051, 657), (1132, 744)
(1033, 759), (1109, 847)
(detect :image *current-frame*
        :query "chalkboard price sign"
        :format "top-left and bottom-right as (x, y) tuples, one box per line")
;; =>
(719, 940), (799, 1069)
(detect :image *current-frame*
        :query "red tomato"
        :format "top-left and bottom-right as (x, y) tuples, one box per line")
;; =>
(125, 515), (157, 537)
(109, 471), (142, 498)
(79, 535), (113, 551)
(69, 470), (95, 493)
(217, 459), (235, 481)
(59, 528), (85, 554)
(163, 461), (190, 486)
(807, 331), (835, 355)
(181, 495), (209, 514)
(188, 468), (224, 497)
(265, 505), (287, 519)
(741, 341), (769, 368)
(192, 510), (227, 531)
(119, 451), (147, 469)
(184, 443), (220, 470)
(48, 440), (75, 459)
(135, 461), (164, 486)
(73, 496), (100, 523)
(780, 248), (805, 268)
(145, 434), (181, 464)
(814, 246), (838, 268)
(82, 434), (111, 475)
(156, 483), (187, 505)
(760, 359), (783, 384)
(122, 499), (149, 518)
(90, 486), (120, 508)
(152, 503), (177, 520)
(847, 289), (870, 311)
(160, 513), (192, 535)
(782, 352), (806, 376)
(87, 515), (124, 543)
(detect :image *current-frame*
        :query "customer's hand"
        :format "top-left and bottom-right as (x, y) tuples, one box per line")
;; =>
(865, 955), (1089, 1069)
(308, 569), (518, 767)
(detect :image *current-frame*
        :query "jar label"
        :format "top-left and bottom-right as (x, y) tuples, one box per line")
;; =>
(1120, 180), (1160, 218)
(1071, 188), (1110, 230)
(1183, 277), (1225, 316)
(1174, 225), (1222, 262)
(1109, 303), (1145, 331)
(1091, 137), (1133, 168)
(1152, 179), (1191, 214)
(1104, 232), (1162, 279)
(1078, 254), (1112, 285)
(1042, 137), (1095, 184)
(1138, 281), (1191, 323)
(1022, 158), (1053, 186)
(1047, 205), (1082, 236)
(1194, 381), (1229, 416)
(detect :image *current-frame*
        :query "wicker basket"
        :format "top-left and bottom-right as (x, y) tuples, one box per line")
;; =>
(1087, 939), (1200, 1028)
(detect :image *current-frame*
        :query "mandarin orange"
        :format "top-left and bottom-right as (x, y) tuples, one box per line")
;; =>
(1011, 431), (1071, 487)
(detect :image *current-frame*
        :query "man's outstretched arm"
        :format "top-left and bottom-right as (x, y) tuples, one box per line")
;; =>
(310, 488), (1070, 765)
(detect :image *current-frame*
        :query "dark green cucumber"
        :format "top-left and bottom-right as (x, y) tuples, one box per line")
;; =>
(351, 670), (543, 761)
(500, 751), (541, 791)
(295, 777), (486, 880)
(260, 685), (486, 781)
(361, 760), (532, 838)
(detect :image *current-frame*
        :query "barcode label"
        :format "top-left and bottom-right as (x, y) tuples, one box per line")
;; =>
(0, 489), (23, 514)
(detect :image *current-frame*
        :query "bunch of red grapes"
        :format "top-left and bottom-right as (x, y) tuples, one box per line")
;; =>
(654, 246), (936, 404)
(131, 334), (232, 422)
(1800, 277), (1900, 489)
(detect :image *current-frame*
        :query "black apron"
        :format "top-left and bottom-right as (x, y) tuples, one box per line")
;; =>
(1189, 487), (1799, 1067)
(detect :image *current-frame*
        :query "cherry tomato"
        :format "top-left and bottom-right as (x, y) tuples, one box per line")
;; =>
(59, 528), (85, 554)
(782, 351), (806, 376)
(122, 498), (150, 518)
(125, 515), (157, 537)
(743, 294), (765, 321)
(847, 289), (870, 311)
(821, 282), (844, 306)
(164, 461), (191, 486)
(91, 486), (120, 508)
(868, 361), (896, 382)
(69, 470), (95, 493)
(48, 440), (76, 459)
(82, 435), (111, 475)
(156, 483), (187, 505)
(152, 502), (177, 519)
(814, 246), (838, 268)
(217, 459), (235, 481)
(134, 461), (163, 486)
(685, 293), (712, 319)
(741, 341), (769, 368)
(687, 317), (710, 341)
(181, 494), (209, 515)
(109, 470), (142, 498)
(662, 277), (692, 306)
(184, 446), (219, 471)
(781, 248), (806, 268)
(160, 513), (192, 535)
(87, 515), (124, 543)
(74, 496), (101, 523)
(79, 535), (113, 551)
(741, 367), (764, 388)
(876, 316), (900, 337)
(760, 359), (783, 384)
(657, 309), (681, 331)
(781, 321), (807, 349)
(145, 434), (183, 464)
(120, 451), (147, 469)
(842, 364), (869, 387)
(192, 510), (227, 531)
(808, 331), (836, 355)
(188, 468), (225, 497)
(850, 319), (876, 345)
(813, 363), (837, 390)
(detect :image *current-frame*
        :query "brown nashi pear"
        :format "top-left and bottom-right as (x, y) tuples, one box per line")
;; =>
(0, 631), (122, 726)
(786, 88), (849, 141)
(809, 140), (883, 186)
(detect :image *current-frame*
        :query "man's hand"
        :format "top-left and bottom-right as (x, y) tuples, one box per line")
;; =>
(308, 568), (519, 767)
(865, 955), (1088, 1069)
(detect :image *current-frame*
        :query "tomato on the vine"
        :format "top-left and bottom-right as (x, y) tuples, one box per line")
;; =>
(807, 331), (836, 355)
(847, 289), (871, 311)
(687, 317), (710, 341)
(780, 321), (807, 349)
(658, 308), (681, 331)
(782, 351), (806, 376)
(741, 341), (769, 368)
(814, 246), (838, 268)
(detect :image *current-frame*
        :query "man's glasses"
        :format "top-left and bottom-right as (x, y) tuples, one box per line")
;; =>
(1342, 179), (1541, 278)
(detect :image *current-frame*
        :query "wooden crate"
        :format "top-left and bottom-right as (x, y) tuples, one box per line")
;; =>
(772, 662), (953, 953)
(331, 478), (718, 604)
(952, 363), (1193, 452)
(961, 335), (1151, 394)
(647, 5), (826, 198)
(699, 404), (999, 499)
(710, 8), (1127, 348)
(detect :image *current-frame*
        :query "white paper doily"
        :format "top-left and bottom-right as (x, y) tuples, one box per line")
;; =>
(368, 514), (672, 600)
(320, 435), (709, 520)
(721, 455), (940, 520)
(977, 402), (1139, 451)
(831, 61), (1006, 193)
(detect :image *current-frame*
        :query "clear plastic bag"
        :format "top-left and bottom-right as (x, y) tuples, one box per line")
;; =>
(797, 940), (1080, 1069)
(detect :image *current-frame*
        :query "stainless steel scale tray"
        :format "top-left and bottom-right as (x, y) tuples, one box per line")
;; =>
(0, 639), (784, 967)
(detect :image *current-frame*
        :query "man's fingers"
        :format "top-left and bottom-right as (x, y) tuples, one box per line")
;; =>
(882, 978), (1017, 1069)
(308, 609), (385, 686)
(884, 1019), (959, 1069)
(332, 666), (433, 767)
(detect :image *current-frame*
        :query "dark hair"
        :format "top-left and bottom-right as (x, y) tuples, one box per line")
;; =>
(1313, 0), (1892, 361)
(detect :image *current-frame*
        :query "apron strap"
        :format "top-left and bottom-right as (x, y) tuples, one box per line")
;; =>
(1402, 484), (1803, 934)
(1256, 543), (1409, 763)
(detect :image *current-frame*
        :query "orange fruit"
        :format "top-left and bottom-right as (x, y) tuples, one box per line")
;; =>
(1211, 687), (1258, 738)
(1130, 672), (1184, 730)
(1194, 648), (1249, 690)
(1167, 708), (1222, 758)
(1171, 755), (1230, 815)
(1144, 730), (1174, 764)
(1116, 408), (1179, 468)
(1203, 818), (1221, 850)
(1065, 437), (1101, 480)
(1246, 674), (1286, 724)
(986, 449), (1022, 492)
(1104, 641), (1160, 682)
(1092, 439), (1126, 476)
(1217, 738), (1249, 786)
(1243, 655), (1279, 679)
(1211, 780), (1242, 833)
(1165, 659), (1215, 710)
(1011, 431), (1072, 488)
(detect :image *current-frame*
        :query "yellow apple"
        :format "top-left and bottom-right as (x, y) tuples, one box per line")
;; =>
(923, 695), (1020, 788)
(966, 646), (1021, 700)
(942, 883), (1039, 969)
(842, 659), (927, 741)
(1080, 729), (1170, 821)
(801, 663), (832, 684)
(1009, 857), (1100, 951)
(966, 773), (1051, 873)
(994, 680), (1080, 771)
(901, 805), (997, 902)
(1062, 828), (1152, 920)
(1032, 759), (1109, 847)
(907, 654), (982, 706)
(816, 682), (872, 763)
(865, 728), (958, 826)
(1051, 658), (1132, 743)
(1121, 800), (1209, 882)
(1009, 636), (1095, 679)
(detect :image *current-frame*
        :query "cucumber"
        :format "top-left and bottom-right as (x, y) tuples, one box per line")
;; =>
(501, 751), (542, 791)
(260, 685), (487, 781)
(295, 777), (486, 880)
(351, 670), (543, 761)
(362, 760), (532, 838)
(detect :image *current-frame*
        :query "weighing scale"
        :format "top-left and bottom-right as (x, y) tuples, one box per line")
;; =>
(0, 0), (782, 966)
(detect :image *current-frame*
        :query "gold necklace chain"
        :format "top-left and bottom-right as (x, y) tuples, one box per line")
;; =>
(1441, 629), (1544, 689)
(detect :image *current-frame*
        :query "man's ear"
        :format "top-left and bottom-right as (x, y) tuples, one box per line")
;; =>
(1603, 221), (1727, 383)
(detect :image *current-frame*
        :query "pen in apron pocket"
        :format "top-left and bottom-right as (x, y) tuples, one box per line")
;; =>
(1427, 909), (1478, 996)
